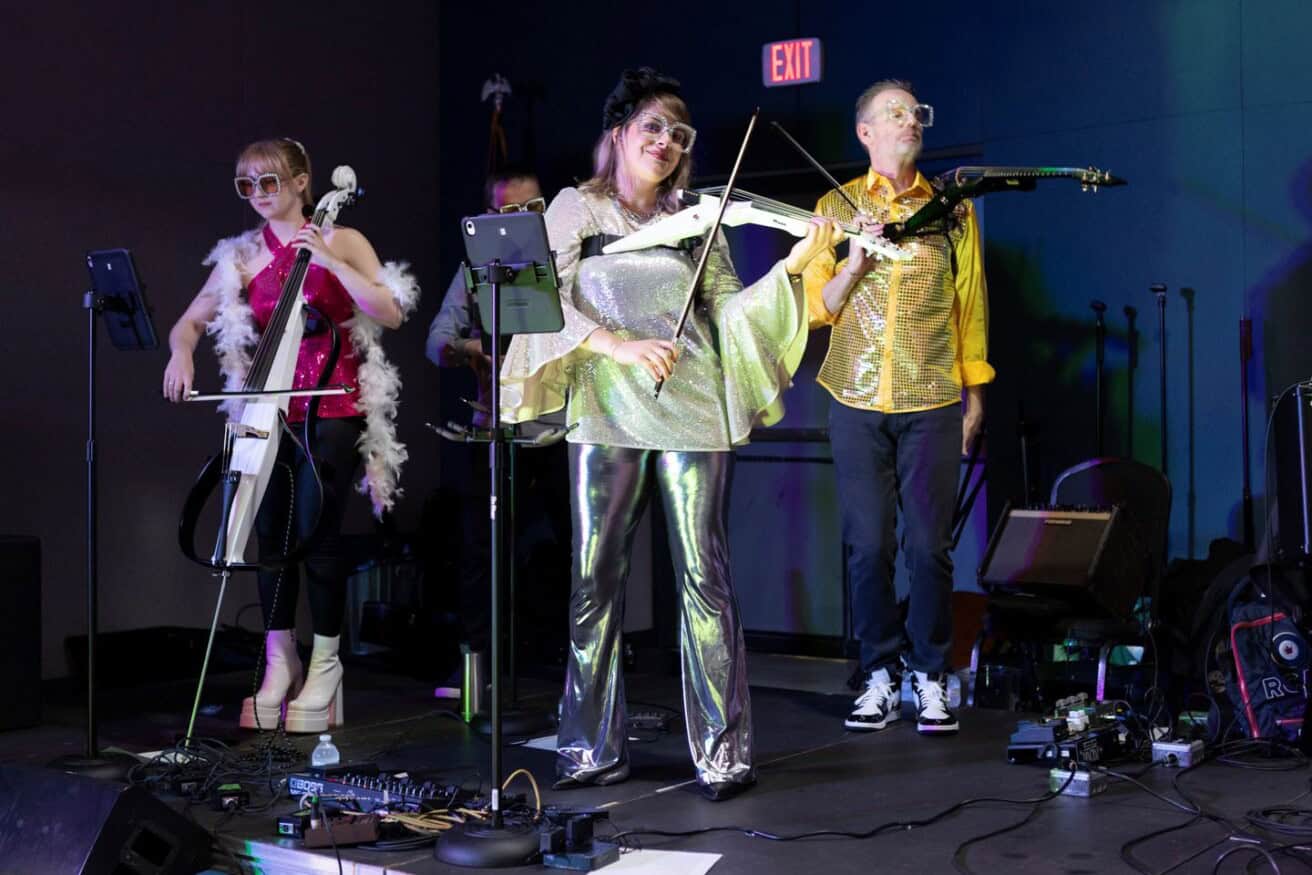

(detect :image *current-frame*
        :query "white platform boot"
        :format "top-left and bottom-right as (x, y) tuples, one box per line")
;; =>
(285, 634), (344, 733)
(239, 629), (302, 730)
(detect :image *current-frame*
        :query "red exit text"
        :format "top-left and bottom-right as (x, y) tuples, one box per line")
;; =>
(762, 38), (822, 87)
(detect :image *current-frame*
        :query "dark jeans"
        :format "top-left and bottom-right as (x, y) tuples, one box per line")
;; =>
(829, 400), (961, 676)
(256, 416), (364, 637)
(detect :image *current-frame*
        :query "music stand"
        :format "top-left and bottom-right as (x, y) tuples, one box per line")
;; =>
(428, 413), (569, 739)
(52, 250), (158, 780)
(436, 212), (562, 868)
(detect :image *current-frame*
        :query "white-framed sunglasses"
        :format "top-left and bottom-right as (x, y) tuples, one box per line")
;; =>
(882, 98), (934, 128)
(234, 173), (282, 199)
(631, 112), (697, 152)
(496, 196), (546, 214)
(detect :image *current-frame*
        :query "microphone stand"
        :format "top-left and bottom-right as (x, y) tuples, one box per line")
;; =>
(1124, 305), (1138, 459)
(1240, 318), (1255, 551)
(1151, 283), (1168, 476)
(1018, 401), (1038, 505)
(1092, 300), (1107, 456)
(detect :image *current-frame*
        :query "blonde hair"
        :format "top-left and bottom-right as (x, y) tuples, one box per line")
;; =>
(235, 138), (313, 207)
(580, 94), (692, 215)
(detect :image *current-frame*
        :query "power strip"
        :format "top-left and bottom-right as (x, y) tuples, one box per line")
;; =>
(1152, 739), (1204, 768)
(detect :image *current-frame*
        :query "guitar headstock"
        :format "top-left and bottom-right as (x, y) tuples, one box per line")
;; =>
(1077, 166), (1127, 192)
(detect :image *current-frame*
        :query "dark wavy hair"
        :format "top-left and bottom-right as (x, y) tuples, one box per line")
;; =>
(582, 69), (691, 214)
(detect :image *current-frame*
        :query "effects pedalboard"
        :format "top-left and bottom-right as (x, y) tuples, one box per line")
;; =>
(1007, 709), (1128, 768)
(286, 763), (473, 813)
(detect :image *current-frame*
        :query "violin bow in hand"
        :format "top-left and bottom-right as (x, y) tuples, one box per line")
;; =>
(656, 106), (760, 399)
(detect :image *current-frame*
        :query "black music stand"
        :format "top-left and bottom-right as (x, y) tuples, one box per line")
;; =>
(428, 413), (568, 741)
(436, 212), (562, 869)
(52, 250), (158, 780)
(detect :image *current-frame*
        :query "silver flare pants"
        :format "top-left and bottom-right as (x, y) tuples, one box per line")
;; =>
(556, 443), (754, 786)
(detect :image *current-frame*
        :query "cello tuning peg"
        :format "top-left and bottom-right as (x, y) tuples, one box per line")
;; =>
(331, 165), (357, 191)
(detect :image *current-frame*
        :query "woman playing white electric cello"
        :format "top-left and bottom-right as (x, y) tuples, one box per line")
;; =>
(499, 69), (841, 800)
(163, 138), (419, 733)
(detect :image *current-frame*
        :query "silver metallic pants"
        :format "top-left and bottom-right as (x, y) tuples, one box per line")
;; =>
(557, 443), (754, 786)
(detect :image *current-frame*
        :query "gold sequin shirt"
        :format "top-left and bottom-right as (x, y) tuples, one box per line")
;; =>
(801, 169), (994, 412)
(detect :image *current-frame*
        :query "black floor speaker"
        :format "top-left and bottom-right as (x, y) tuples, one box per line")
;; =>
(978, 504), (1146, 618)
(0, 765), (211, 874)
(0, 535), (40, 729)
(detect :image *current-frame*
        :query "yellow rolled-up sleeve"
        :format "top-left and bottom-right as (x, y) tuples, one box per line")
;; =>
(953, 202), (995, 387)
(801, 244), (839, 328)
(802, 194), (841, 328)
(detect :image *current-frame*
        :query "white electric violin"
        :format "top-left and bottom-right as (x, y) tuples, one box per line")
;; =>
(602, 186), (911, 262)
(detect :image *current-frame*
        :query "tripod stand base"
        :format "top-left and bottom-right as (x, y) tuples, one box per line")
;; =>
(470, 707), (554, 739)
(434, 817), (540, 868)
(49, 750), (140, 782)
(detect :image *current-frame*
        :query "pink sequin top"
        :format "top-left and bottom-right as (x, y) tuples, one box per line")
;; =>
(248, 224), (363, 423)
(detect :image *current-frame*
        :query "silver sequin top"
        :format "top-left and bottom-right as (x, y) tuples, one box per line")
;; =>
(499, 186), (808, 451)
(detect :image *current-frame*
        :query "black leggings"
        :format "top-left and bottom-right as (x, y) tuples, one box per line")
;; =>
(255, 417), (363, 636)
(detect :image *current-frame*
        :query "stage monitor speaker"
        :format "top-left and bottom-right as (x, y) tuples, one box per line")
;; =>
(0, 764), (211, 874)
(0, 535), (40, 729)
(978, 504), (1146, 618)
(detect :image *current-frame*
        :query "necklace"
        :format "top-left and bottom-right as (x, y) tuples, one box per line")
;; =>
(616, 196), (658, 226)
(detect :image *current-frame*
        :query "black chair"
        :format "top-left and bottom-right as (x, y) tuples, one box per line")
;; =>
(1050, 457), (1171, 587)
(970, 457), (1171, 707)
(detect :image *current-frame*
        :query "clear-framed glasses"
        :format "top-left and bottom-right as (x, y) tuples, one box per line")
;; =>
(882, 98), (934, 128)
(234, 173), (282, 199)
(496, 196), (547, 214)
(631, 112), (697, 152)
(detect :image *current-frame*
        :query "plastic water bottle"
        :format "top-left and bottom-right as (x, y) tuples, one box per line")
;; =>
(311, 734), (340, 768)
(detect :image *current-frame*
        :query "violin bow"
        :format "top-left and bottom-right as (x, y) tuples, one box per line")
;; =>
(770, 120), (864, 215)
(657, 106), (760, 399)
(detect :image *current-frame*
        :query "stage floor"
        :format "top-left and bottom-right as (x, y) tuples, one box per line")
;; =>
(7, 657), (1312, 874)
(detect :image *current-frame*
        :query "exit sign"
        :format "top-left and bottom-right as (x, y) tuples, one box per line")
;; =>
(762, 38), (822, 87)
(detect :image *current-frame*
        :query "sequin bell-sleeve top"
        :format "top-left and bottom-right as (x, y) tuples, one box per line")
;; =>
(499, 186), (808, 451)
(247, 223), (363, 423)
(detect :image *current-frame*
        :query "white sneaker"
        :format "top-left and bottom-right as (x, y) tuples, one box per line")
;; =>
(911, 671), (959, 735)
(845, 668), (901, 731)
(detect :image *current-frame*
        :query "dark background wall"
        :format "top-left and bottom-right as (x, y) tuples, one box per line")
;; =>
(1, 2), (441, 679)
(3, 1), (1308, 674)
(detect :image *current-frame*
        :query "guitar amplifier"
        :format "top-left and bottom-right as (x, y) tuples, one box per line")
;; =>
(978, 504), (1146, 619)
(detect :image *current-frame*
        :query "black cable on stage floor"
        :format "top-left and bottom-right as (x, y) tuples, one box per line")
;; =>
(1098, 764), (1200, 816)
(610, 768), (1078, 846)
(950, 804), (1041, 875)
(1111, 737), (1312, 874)
(1211, 842), (1281, 874)
(1241, 840), (1312, 874)
(1120, 814), (1215, 875)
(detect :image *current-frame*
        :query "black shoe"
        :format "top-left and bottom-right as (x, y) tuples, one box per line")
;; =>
(910, 670), (959, 735)
(552, 761), (630, 790)
(697, 779), (753, 802)
(845, 668), (901, 731)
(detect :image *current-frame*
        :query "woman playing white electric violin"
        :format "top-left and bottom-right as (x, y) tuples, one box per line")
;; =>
(499, 69), (841, 800)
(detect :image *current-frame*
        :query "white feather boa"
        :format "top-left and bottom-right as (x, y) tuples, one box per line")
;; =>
(202, 232), (421, 518)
